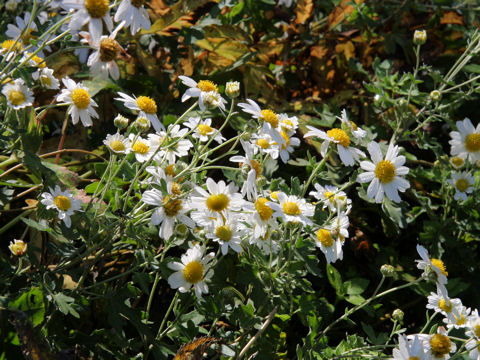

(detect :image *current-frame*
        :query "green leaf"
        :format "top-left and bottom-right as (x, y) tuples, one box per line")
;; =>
(344, 278), (370, 295)
(52, 293), (80, 318)
(326, 263), (344, 296)
(9, 287), (45, 327)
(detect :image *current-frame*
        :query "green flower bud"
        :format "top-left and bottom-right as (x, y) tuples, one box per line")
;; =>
(413, 30), (427, 45)
(392, 308), (404, 322)
(134, 116), (150, 132)
(380, 264), (395, 277)
(114, 114), (129, 130)
(225, 81), (240, 99)
(430, 90), (441, 101)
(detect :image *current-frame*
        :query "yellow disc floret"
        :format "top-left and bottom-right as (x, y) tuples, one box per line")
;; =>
(256, 138), (271, 149)
(431, 258), (448, 276)
(109, 140), (125, 152)
(260, 109), (279, 128)
(40, 75), (52, 87)
(197, 123), (213, 136)
(316, 229), (333, 247)
(280, 131), (290, 150)
(183, 261), (204, 284)
(250, 160), (262, 177)
(438, 298), (453, 313)
(71, 88), (91, 109)
(283, 201), (301, 216)
(206, 194), (229, 212)
(215, 225), (232, 242)
(99, 38), (119, 62)
(197, 80), (218, 92)
(255, 197), (273, 221)
(1, 39), (22, 51)
(54, 195), (72, 211)
(32, 55), (46, 68)
(171, 182), (182, 195)
(162, 196), (182, 216)
(8, 90), (26, 106)
(465, 133), (480, 152)
(375, 160), (396, 184)
(429, 333), (452, 357)
(136, 96), (157, 114)
(474, 325), (480, 338)
(327, 128), (351, 148)
(455, 178), (470, 192)
(84, 0), (109, 18)
(132, 140), (150, 154)
(324, 191), (334, 203)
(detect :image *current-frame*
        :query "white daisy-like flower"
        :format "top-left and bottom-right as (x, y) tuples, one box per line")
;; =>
(326, 211), (350, 242)
(6, 12), (37, 44)
(357, 141), (410, 203)
(9, 239), (28, 257)
(32, 68), (60, 90)
(141, 187), (194, 240)
(392, 334), (427, 360)
(412, 327), (456, 360)
(128, 134), (157, 162)
(278, 113), (299, 135)
(2, 79), (34, 110)
(114, 0), (151, 35)
(267, 192), (314, 226)
(206, 212), (245, 255)
(103, 133), (131, 154)
(230, 140), (262, 201)
(449, 118), (480, 163)
(467, 310), (480, 340)
(243, 197), (278, 238)
(465, 338), (480, 360)
(427, 284), (462, 318)
(310, 183), (351, 213)
(249, 230), (280, 255)
(276, 130), (300, 163)
(40, 185), (82, 228)
(416, 244), (448, 285)
(151, 125), (193, 164)
(184, 117), (225, 144)
(178, 76), (225, 112)
(115, 92), (164, 132)
(238, 99), (284, 140)
(250, 132), (279, 159)
(201, 90), (227, 112)
(167, 244), (215, 298)
(56, 77), (99, 127)
(61, 0), (113, 42)
(443, 303), (470, 330)
(0, 39), (23, 60)
(447, 171), (475, 201)
(449, 156), (465, 169)
(304, 125), (365, 166)
(314, 228), (343, 263)
(338, 109), (367, 139)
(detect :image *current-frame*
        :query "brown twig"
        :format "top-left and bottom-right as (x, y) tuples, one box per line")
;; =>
(238, 306), (278, 359)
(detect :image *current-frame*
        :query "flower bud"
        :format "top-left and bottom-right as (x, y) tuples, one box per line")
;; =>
(430, 90), (441, 102)
(413, 30), (427, 45)
(225, 81), (240, 98)
(380, 264), (395, 277)
(255, 175), (267, 189)
(5, 0), (18, 11)
(392, 308), (404, 322)
(134, 116), (150, 132)
(175, 223), (189, 237)
(114, 114), (129, 130)
(9, 239), (27, 256)
(202, 91), (223, 110)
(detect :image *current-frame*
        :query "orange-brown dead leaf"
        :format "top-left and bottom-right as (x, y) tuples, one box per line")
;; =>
(327, 0), (363, 29)
(440, 11), (464, 25)
(335, 41), (355, 61)
(295, 0), (314, 24)
(310, 45), (328, 59)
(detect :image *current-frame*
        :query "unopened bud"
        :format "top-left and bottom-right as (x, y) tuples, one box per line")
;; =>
(5, 0), (18, 11)
(114, 114), (129, 129)
(225, 81), (240, 98)
(413, 30), (427, 45)
(380, 264), (395, 277)
(9, 239), (27, 256)
(430, 90), (441, 101)
(175, 223), (189, 237)
(255, 175), (267, 188)
(134, 116), (150, 132)
(392, 308), (404, 322)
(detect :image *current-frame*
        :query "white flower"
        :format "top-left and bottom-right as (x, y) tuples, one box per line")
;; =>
(449, 156), (464, 169)
(416, 245), (448, 285)
(128, 134), (157, 162)
(413, 327), (456, 360)
(202, 90), (227, 112)
(40, 186), (82, 228)
(167, 244), (215, 298)
(61, 0), (113, 41)
(206, 212), (245, 255)
(32, 68), (60, 90)
(465, 338), (480, 360)
(310, 183), (351, 213)
(427, 284), (461, 318)
(326, 211), (350, 242)
(230, 140), (262, 200)
(357, 141), (410, 203)
(151, 125), (193, 164)
(338, 109), (366, 139)
(2, 79), (34, 109)
(447, 171), (475, 201)
(56, 77), (99, 127)
(267, 192), (314, 226)
(238, 99), (280, 132)
(304, 125), (365, 166)
(115, 92), (164, 132)
(0, 39), (22, 60)
(243, 197), (278, 239)
(449, 118), (480, 163)
(314, 228), (343, 263)
(179, 76), (225, 112)
(103, 133), (131, 154)
(278, 113), (299, 135)
(467, 310), (480, 340)
(392, 334), (427, 360)
(141, 187), (194, 240)
(6, 12), (37, 42)
(250, 132), (279, 159)
(443, 303), (470, 330)
(9, 239), (27, 256)
(276, 130), (300, 163)
(184, 117), (225, 144)
(114, 0), (151, 35)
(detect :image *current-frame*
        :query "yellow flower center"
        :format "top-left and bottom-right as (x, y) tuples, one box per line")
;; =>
(407, 357), (419, 360)
(280, 131), (290, 150)
(256, 138), (270, 149)
(438, 298), (452, 313)
(109, 140), (125, 152)
(171, 182), (181, 195)
(431, 258), (448, 276)
(183, 260), (204, 284)
(162, 196), (182, 216)
(281, 119), (294, 131)
(40, 75), (52, 87)
(99, 38), (119, 62)
(324, 191), (334, 203)
(84, 0), (109, 18)
(206, 194), (229, 212)
(316, 229), (333, 247)
(1, 39), (22, 51)
(450, 157), (464, 167)
(350, 121), (358, 130)
(375, 160), (396, 184)
(32, 55), (46, 68)
(255, 197), (273, 221)
(455, 178), (470, 192)
(260, 109), (279, 128)
(136, 96), (157, 114)
(165, 164), (176, 177)
(54, 195), (72, 211)
(132, 140), (150, 154)
(197, 123), (213, 136)
(10, 241), (27, 256)
(251, 160), (262, 177)
(429, 334), (451, 357)
(130, 0), (145, 7)
(215, 225), (232, 242)
(465, 133), (480, 152)
(283, 201), (301, 216)
(455, 314), (466, 326)
(474, 325), (480, 338)
(71, 88), (91, 109)
(197, 80), (218, 92)
(270, 191), (279, 200)
(327, 128), (350, 147)
(8, 90), (26, 106)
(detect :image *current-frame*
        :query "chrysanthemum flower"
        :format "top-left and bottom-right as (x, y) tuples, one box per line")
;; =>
(184, 117), (225, 144)
(449, 156), (464, 169)
(276, 130), (300, 163)
(61, 0), (113, 41)
(250, 132), (279, 158)
(267, 192), (314, 226)
(466, 310), (480, 340)
(0, 39), (23, 60)
(392, 334), (427, 360)
(314, 228), (343, 264)
(416, 245), (448, 285)
(103, 133), (131, 154)
(447, 171), (475, 201)
(206, 212), (245, 255)
(449, 118), (480, 163)
(179, 76), (225, 112)
(32, 68), (60, 90)
(278, 113), (299, 135)
(338, 109), (367, 139)
(357, 141), (410, 203)
(150, 125), (193, 164)
(310, 183), (351, 213)
(427, 284), (462, 318)
(87, 23), (124, 80)
(9, 239), (27, 256)
(230, 140), (262, 200)
(56, 78), (99, 127)
(6, 12), (42, 51)
(2, 78), (34, 109)
(243, 197), (278, 239)
(115, 92), (164, 132)
(114, 0), (151, 35)
(443, 303), (470, 330)
(128, 134), (157, 162)
(167, 244), (215, 298)
(413, 327), (456, 360)
(40, 186), (82, 228)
